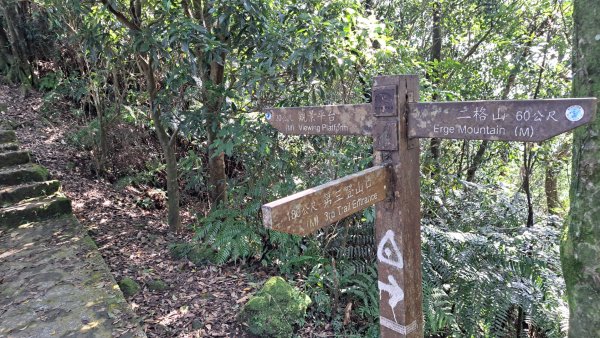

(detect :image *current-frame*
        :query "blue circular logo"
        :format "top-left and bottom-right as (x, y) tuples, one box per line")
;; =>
(566, 105), (584, 122)
(265, 111), (272, 120)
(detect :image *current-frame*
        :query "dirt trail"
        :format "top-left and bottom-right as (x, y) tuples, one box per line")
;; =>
(0, 85), (274, 337)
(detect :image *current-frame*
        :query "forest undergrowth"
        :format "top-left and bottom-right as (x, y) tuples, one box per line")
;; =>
(2, 82), (570, 337)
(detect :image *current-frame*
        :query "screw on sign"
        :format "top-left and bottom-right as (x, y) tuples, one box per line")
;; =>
(261, 75), (596, 337)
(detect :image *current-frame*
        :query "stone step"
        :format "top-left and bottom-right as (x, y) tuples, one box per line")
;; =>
(0, 150), (30, 169)
(0, 194), (72, 227)
(0, 163), (48, 186)
(0, 142), (18, 153)
(0, 215), (147, 337)
(0, 180), (61, 207)
(0, 130), (16, 143)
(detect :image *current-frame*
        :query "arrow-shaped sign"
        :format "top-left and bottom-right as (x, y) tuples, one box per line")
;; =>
(408, 98), (597, 142)
(262, 166), (389, 236)
(265, 103), (375, 136)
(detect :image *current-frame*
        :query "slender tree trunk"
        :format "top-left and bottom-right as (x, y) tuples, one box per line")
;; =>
(544, 164), (559, 215)
(427, 1), (442, 166)
(545, 143), (568, 216)
(465, 140), (487, 182)
(98, 0), (180, 231)
(523, 143), (535, 228)
(188, 0), (228, 205)
(465, 15), (549, 182)
(206, 55), (227, 204)
(561, 0), (600, 335)
(139, 58), (181, 231)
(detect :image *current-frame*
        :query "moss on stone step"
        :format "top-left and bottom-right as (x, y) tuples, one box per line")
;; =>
(0, 195), (72, 227)
(0, 180), (61, 207)
(0, 142), (18, 152)
(0, 163), (48, 186)
(0, 150), (30, 168)
(0, 130), (16, 144)
(0, 215), (146, 337)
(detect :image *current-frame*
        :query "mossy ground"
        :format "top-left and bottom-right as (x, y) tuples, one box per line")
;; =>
(119, 277), (141, 297)
(239, 276), (311, 337)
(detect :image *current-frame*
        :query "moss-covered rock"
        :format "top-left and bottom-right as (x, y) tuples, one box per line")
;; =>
(0, 163), (49, 186)
(169, 242), (215, 265)
(0, 150), (29, 168)
(0, 195), (71, 227)
(118, 277), (141, 297)
(239, 276), (311, 337)
(0, 130), (16, 144)
(147, 279), (168, 291)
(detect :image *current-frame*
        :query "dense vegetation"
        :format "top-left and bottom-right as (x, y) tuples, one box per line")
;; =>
(0, 0), (585, 336)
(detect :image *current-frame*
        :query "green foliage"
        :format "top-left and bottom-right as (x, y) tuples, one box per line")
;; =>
(239, 276), (311, 337)
(67, 118), (100, 151)
(421, 178), (566, 337)
(27, 0), (578, 336)
(38, 71), (61, 91)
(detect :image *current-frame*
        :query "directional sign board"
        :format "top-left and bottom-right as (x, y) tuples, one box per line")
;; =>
(408, 98), (597, 142)
(262, 166), (389, 236)
(265, 103), (375, 136)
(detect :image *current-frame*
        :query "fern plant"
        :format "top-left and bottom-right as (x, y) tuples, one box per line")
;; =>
(421, 178), (566, 337)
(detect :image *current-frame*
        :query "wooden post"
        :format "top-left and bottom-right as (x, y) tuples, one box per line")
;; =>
(373, 75), (423, 337)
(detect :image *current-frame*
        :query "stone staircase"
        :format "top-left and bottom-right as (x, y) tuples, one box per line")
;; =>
(0, 129), (146, 337)
(0, 130), (71, 226)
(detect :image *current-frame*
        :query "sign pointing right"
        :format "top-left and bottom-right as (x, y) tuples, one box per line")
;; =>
(408, 98), (597, 142)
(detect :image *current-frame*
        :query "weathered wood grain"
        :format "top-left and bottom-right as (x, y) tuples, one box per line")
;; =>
(408, 98), (597, 142)
(262, 166), (388, 236)
(374, 75), (423, 338)
(265, 104), (375, 136)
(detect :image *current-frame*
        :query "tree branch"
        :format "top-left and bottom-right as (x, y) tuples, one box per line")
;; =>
(98, 0), (140, 31)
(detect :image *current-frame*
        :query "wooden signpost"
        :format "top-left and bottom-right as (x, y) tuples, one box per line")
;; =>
(262, 75), (597, 337)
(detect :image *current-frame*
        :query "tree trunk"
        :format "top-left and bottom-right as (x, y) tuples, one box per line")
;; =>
(522, 143), (534, 228)
(560, 0), (600, 335)
(465, 140), (487, 182)
(465, 14), (549, 182)
(188, 0), (228, 205)
(544, 164), (559, 215)
(0, 25), (12, 74)
(545, 142), (569, 216)
(98, 0), (180, 231)
(139, 58), (181, 232)
(0, 0), (34, 85)
(206, 55), (227, 204)
(427, 1), (442, 166)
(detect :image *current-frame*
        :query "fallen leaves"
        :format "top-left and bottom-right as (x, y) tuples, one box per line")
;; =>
(1, 84), (338, 338)
(1, 85), (270, 337)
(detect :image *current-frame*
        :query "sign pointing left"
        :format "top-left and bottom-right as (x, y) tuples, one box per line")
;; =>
(262, 166), (389, 236)
(265, 103), (375, 136)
